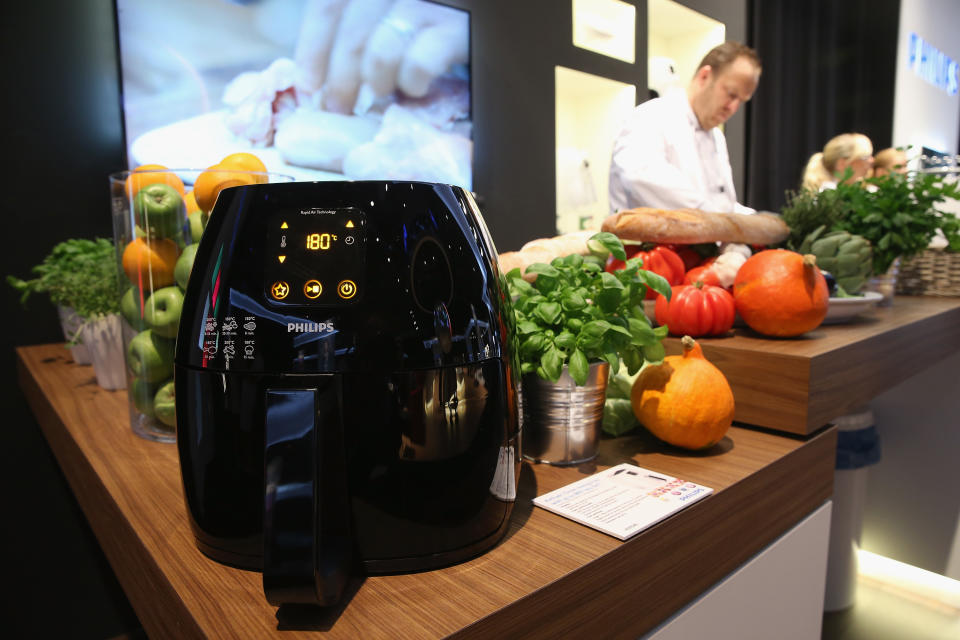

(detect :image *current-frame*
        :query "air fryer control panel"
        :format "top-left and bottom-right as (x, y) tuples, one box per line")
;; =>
(175, 181), (514, 375)
(263, 207), (367, 306)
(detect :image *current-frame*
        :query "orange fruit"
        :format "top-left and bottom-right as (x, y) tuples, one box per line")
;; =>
(122, 237), (179, 289)
(193, 164), (258, 213)
(183, 190), (201, 214)
(125, 164), (186, 199)
(220, 152), (267, 171)
(220, 152), (268, 185)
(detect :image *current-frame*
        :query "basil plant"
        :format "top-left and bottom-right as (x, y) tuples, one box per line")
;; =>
(504, 232), (671, 386)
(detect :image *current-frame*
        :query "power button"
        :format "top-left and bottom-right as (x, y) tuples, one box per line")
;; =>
(337, 280), (357, 299)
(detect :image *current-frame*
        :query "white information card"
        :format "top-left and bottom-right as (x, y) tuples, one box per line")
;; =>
(532, 463), (714, 540)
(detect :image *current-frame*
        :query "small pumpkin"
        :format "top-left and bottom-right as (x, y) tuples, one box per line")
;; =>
(733, 249), (829, 337)
(654, 281), (735, 337)
(630, 335), (735, 450)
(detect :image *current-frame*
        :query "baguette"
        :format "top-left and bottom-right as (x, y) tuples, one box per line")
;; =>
(601, 207), (789, 245)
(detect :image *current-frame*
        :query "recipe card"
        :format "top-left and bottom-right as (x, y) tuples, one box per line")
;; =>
(532, 463), (714, 540)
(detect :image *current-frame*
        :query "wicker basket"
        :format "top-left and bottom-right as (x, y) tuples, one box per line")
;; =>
(895, 249), (960, 297)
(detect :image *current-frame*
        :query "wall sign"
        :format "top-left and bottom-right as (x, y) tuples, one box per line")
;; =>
(908, 32), (959, 96)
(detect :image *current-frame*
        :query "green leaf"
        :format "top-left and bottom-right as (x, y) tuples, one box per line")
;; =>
(541, 346), (563, 382)
(520, 333), (547, 359)
(627, 317), (656, 345)
(561, 290), (587, 311)
(568, 349), (589, 385)
(534, 274), (558, 294)
(642, 342), (666, 364)
(595, 287), (624, 313)
(535, 301), (562, 325)
(526, 262), (559, 277)
(602, 350), (621, 374)
(589, 232), (626, 260)
(600, 271), (625, 290)
(554, 330), (577, 350)
(517, 320), (540, 334)
(561, 253), (584, 269)
(637, 270), (672, 300)
(622, 348), (644, 375)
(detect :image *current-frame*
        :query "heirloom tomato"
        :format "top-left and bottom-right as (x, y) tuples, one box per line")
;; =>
(654, 281), (736, 337)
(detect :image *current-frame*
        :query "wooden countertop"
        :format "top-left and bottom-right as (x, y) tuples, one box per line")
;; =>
(17, 344), (834, 639)
(664, 296), (960, 435)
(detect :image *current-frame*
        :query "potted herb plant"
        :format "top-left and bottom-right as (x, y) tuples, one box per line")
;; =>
(503, 232), (671, 464)
(7, 237), (126, 387)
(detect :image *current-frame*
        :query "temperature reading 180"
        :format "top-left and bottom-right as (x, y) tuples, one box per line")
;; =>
(306, 232), (337, 250)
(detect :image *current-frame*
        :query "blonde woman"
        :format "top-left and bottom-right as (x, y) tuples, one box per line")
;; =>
(801, 133), (874, 191)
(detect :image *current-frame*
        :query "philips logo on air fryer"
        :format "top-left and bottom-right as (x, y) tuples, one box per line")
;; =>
(287, 322), (335, 333)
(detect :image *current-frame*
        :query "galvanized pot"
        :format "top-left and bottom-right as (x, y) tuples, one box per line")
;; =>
(520, 361), (609, 465)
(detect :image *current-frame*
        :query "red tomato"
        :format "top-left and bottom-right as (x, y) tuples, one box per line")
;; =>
(665, 244), (703, 271)
(636, 246), (685, 299)
(683, 264), (726, 290)
(654, 282), (736, 337)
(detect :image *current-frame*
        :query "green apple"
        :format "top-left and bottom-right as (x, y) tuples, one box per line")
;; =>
(126, 329), (175, 383)
(133, 183), (184, 239)
(153, 380), (177, 428)
(189, 211), (206, 243)
(120, 286), (147, 329)
(130, 377), (158, 418)
(143, 286), (184, 338)
(175, 244), (199, 291)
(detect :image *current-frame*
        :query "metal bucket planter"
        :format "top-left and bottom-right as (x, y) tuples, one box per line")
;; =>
(521, 361), (609, 466)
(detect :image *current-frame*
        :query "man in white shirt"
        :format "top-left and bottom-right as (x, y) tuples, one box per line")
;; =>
(608, 42), (762, 215)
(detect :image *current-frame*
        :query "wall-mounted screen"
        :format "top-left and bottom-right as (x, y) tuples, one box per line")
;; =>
(116, 0), (472, 188)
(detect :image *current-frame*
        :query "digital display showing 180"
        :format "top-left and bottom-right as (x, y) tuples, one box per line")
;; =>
(263, 207), (367, 305)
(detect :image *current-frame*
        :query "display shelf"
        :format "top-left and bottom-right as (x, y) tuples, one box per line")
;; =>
(663, 296), (960, 435)
(17, 344), (834, 639)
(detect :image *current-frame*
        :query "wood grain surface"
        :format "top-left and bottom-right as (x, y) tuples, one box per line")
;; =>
(663, 296), (960, 435)
(17, 344), (835, 639)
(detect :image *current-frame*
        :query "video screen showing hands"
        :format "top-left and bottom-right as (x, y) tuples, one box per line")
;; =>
(118, 0), (472, 187)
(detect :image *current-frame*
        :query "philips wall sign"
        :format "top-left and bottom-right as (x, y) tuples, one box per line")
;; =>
(908, 32), (959, 96)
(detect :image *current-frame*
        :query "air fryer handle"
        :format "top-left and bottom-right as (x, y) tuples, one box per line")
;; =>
(263, 382), (353, 606)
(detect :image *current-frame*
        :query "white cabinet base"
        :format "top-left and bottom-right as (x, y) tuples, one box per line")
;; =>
(645, 501), (832, 640)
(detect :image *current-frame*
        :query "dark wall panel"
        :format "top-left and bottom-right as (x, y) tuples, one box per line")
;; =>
(747, 0), (900, 211)
(1, 0), (135, 637)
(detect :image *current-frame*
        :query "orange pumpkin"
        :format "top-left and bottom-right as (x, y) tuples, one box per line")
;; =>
(733, 249), (829, 337)
(630, 336), (734, 450)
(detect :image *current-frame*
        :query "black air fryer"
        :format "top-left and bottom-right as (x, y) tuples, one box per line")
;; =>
(174, 181), (520, 606)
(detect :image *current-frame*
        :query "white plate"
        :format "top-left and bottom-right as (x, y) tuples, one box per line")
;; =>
(822, 291), (884, 324)
(644, 291), (883, 328)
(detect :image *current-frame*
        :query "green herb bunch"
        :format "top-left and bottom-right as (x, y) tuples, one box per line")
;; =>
(504, 232), (671, 386)
(833, 171), (960, 274)
(7, 238), (123, 319)
(779, 186), (850, 250)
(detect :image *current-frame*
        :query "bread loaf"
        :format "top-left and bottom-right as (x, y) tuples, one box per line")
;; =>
(497, 230), (595, 279)
(601, 208), (789, 245)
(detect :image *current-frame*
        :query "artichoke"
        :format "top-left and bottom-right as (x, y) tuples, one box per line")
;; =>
(798, 225), (873, 294)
